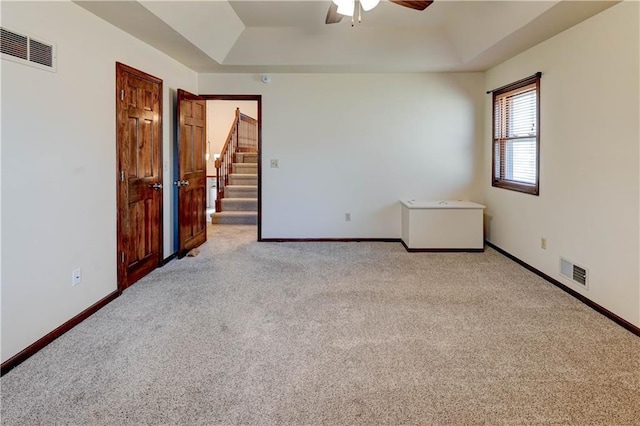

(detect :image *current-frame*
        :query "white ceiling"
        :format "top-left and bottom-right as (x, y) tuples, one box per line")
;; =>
(75, 0), (618, 73)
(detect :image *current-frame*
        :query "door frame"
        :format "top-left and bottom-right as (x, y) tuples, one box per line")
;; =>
(199, 94), (262, 241)
(115, 62), (164, 291)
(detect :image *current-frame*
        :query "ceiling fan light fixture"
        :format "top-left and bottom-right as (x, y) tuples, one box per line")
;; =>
(334, 0), (355, 17)
(360, 0), (380, 11)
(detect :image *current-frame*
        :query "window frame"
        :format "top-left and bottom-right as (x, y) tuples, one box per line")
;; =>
(491, 73), (541, 196)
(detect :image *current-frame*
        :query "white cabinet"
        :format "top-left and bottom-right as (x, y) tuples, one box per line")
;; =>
(401, 200), (485, 251)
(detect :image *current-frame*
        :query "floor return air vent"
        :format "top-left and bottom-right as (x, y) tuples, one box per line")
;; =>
(560, 257), (588, 288)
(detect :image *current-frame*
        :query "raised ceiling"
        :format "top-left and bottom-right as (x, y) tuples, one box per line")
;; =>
(75, 0), (617, 73)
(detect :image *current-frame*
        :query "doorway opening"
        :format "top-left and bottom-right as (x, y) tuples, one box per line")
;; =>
(201, 95), (262, 241)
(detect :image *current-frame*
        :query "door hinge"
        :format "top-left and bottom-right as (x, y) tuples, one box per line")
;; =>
(120, 90), (124, 101)
(120, 252), (125, 263)
(120, 171), (124, 182)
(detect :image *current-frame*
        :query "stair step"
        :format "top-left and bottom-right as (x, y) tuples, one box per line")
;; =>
(229, 174), (257, 186)
(221, 198), (257, 212)
(211, 211), (257, 225)
(235, 152), (258, 164)
(225, 185), (258, 199)
(233, 163), (258, 174)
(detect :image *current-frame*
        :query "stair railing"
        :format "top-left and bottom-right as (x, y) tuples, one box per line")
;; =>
(215, 108), (239, 212)
(215, 108), (258, 211)
(238, 112), (258, 152)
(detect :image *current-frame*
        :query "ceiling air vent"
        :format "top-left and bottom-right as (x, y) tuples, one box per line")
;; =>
(560, 257), (588, 288)
(1, 27), (56, 72)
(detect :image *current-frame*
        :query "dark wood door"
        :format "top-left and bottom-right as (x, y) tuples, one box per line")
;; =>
(116, 63), (163, 291)
(177, 89), (207, 256)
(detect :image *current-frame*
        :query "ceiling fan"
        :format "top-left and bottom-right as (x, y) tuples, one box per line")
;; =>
(326, 0), (433, 25)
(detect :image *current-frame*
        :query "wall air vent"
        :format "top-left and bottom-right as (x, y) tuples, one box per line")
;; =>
(1, 27), (56, 72)
(560, 257), (588, 288)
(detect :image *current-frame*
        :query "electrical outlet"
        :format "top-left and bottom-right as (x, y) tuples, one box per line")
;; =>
(72, 268), (82, 287)
(270, 159), (279, 168)
(345, 213), (351, 222)
(541, 237), (547, 250)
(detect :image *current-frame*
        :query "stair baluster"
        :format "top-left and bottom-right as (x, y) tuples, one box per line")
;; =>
(215, 108), (238, 212)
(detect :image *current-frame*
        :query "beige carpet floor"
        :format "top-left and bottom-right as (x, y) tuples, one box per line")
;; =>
(1, 224), (639, 425)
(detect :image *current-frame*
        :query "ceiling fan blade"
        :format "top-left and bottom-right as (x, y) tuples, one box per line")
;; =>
(389, 0), (434, 11)
(325, 2), (343, 24)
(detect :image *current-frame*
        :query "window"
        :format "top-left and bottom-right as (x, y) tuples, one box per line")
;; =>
(492, 73), (540, 195)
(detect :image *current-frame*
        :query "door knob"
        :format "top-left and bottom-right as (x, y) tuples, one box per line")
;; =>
(149, 183), (163, 190)
(174, 180), (189, 187)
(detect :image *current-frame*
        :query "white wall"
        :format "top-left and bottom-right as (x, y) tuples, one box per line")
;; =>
(484, 2), (640, 327)
(198, 73), (485, 239)
(205, 100), (258, 176)
(1, 1), (197, 363)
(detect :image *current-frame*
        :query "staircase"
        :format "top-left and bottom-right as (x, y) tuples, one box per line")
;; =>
(211, 151), (258, 225)
(212, 108), (258, 225)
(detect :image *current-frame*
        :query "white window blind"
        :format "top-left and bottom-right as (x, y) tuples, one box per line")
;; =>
(492, 74), (540, 195)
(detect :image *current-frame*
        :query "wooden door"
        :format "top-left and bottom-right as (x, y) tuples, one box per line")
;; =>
(177, 89), (207, 256)
(116, 63), (163, 290)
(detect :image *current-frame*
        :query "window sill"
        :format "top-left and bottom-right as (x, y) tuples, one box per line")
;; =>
(492, 180), (539, 196)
